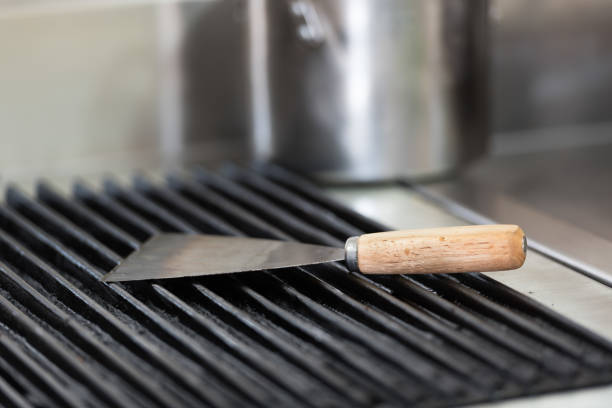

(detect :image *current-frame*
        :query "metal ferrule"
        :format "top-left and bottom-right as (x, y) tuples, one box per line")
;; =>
(344, 236), (359, 272)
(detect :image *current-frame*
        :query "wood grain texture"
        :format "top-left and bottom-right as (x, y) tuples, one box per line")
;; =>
(357, 225), (526, 275)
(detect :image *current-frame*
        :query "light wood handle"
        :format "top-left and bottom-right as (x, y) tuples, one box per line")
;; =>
(345, 225), (526, 275)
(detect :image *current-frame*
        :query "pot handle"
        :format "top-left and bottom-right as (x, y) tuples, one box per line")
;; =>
(289, 0), (325, 47)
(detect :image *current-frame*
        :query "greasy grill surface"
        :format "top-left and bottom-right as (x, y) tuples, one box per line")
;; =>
(0, 164), (610, 408)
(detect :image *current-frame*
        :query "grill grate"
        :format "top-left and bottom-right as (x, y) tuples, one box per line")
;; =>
(0, 164), (610, 407)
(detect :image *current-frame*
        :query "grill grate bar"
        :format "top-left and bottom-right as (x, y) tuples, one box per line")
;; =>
(0, 212), (224, 407)
(74, 181), (159, 241)
(195, 169), (341, 246)
(37, 182), (139, 257)
(0, 273), (132, 408)
(0, 197), (250, 408)
(149, 283), (322, 407)
(0, 254), (185, 408)
(103, 180), (197, 234)
(167, 174), (293, 240)
(317, 262), (542, 383)
(0, 324), (83, 408)
(223, 164), (363, 239)
(256, 163), (388, 233)
(278, 282), (473, 398)
(272, 265), (506, 389)
(192, 281), (395, 406)
(239, 283), (427, 404)
(0, 370), (34, 408)
(6, 186), (121, 271)
(133, 176), (243, 236)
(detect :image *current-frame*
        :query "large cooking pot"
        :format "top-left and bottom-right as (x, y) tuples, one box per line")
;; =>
(251, 0), (489, 181)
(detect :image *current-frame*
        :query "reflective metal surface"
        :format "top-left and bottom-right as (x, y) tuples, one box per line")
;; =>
(103, 233), (344, 281)
(490, 0), (612, 132)
(256, 0), (489, 181)
(420, 140), (612, 287)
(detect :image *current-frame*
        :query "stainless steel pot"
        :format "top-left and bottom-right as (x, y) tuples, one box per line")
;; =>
(251, 0), (489, 181)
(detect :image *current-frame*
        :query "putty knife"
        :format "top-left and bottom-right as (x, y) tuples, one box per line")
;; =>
(101, 225), (527, 282)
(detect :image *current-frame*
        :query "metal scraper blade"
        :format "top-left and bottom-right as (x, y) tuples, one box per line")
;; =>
(102, 233), (345, 282)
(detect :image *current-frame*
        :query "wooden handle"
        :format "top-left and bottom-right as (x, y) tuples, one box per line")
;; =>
(345, 225), (526, 275)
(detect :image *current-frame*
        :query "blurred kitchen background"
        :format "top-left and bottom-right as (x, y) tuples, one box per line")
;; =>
(1, 0), (611, 178)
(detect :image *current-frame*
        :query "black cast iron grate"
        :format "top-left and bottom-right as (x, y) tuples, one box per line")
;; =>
(0, 163), (610, 408)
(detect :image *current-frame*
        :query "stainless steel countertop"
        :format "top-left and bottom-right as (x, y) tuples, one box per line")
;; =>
(327, 184), (612, 407)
